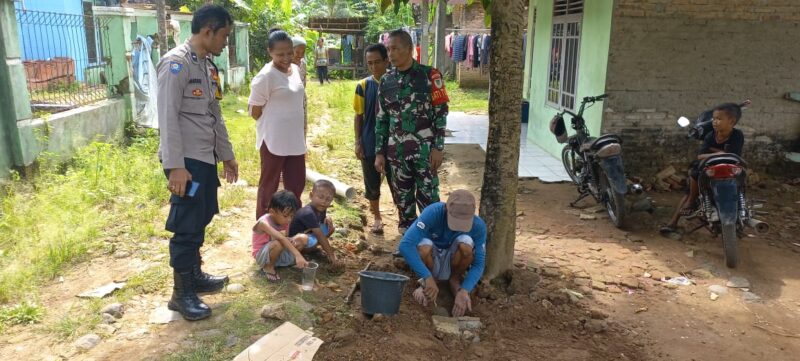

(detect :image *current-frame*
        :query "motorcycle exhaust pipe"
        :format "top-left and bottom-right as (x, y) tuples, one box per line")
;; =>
(745, 218), (770, 234)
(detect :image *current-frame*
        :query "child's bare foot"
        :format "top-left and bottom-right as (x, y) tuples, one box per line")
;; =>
(260, 266), (281, 283)
(370, 219), (384, 234)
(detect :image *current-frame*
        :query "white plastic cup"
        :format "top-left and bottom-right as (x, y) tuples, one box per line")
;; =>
(302, 262), (319, 291)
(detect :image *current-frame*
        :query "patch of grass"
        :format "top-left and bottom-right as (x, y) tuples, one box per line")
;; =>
(165, 342), (224, 361)
(118, 262), (171, 299)
(205, 222), (228, 246)
(219, 96), (261, 187)
(218, 185), (248, 210)
(0, 134), (166, 304)
(446, 80), (489, 113)
(0, 301), (44, 327)
(47, 298), (103, 340)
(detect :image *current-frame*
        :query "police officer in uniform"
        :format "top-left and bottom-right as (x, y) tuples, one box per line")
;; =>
(375, 29), (449, 235)
(158, 5), (238, 321)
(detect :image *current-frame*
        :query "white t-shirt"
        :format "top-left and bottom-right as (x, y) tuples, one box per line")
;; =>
(248, 62), (306, 156)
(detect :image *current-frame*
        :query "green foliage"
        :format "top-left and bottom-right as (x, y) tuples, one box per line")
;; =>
(0, 301), (44, 327)
(364, 1), (415, 43)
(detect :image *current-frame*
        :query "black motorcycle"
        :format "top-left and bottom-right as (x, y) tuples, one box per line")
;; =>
(550, 94), (647, 228)
(676, 100), (769, 268)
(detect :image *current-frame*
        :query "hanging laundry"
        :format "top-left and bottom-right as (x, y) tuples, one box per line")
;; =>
(466, 35), (476, 68)
(481, 34), (491, 65)
(451, 34), (466, 62)
(445, 33), (454, 58)
(342, 35), (353, 64)
(472, 35), (480, 68)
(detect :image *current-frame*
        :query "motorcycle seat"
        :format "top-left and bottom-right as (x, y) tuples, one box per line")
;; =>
(580, 134), (622, 152)
(700, 153), (747, 168)
(579, 137), (597, 152)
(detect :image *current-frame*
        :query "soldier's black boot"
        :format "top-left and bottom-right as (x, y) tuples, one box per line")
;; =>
(168, 270), (212, 321)
(193, 251), (228, 293)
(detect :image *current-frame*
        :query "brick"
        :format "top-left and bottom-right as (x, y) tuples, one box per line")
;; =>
(603, 3), (797, 177)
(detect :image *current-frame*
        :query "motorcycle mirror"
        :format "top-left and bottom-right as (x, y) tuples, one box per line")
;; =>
(677, 117), (691, 128)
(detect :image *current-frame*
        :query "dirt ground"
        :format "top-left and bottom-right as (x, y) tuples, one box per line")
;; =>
(1, 144), (799, 361)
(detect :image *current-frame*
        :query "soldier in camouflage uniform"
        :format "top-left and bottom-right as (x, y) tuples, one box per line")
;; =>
(375, 29), (449, 233)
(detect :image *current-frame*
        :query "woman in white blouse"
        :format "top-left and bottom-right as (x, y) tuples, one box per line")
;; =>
(248, 29), (306, 220)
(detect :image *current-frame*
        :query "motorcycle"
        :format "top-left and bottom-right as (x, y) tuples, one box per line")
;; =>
(676, 100), (769, 268)
(550, 94), (649, 229)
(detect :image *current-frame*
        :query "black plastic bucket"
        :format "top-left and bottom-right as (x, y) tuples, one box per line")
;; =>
(358, 271), (410, 315)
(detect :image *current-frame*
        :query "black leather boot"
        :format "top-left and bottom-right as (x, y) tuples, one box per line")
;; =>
(168, 270), (212, 321)
(194, 251), (228, 293)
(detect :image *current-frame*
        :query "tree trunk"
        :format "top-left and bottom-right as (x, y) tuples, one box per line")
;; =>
(433, 0), (447, 70)
(420, 0), (430, 65)
(156, 0), (168, 57)
(479, 0), (525, 281)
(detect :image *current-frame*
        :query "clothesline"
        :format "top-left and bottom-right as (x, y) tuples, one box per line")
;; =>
(445, 27), (490, 32)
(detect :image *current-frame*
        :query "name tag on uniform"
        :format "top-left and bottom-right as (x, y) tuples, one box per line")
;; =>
(188, 79), (202, 84)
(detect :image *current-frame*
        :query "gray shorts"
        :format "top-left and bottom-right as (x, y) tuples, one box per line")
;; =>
(254, 240), (296, 268)
(418, 235), (474, 281)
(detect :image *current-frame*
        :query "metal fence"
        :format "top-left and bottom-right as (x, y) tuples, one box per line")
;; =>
(15, 6), (114, 114)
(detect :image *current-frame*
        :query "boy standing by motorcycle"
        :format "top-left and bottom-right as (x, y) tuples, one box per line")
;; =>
(661, 103), (745, 235)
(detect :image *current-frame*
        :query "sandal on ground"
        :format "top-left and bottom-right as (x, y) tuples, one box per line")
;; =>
(659, 225), (677, 236)
(259, 269), (281, 283)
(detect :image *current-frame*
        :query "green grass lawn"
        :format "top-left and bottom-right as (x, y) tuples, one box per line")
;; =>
(446, 80), (489, 113)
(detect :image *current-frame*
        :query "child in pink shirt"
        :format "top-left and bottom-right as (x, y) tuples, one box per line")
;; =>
(252, 190), (309, 282)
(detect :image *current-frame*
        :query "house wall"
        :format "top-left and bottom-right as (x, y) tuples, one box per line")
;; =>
(604, 0), (800, 176)
(526, 0), (614, 158)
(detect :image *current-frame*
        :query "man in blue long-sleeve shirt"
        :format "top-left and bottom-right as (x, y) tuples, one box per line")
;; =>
(399, 189), (486, 317)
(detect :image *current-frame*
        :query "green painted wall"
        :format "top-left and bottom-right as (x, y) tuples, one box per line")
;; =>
(17, 98), (127, 164)
(0, 0), (31, 176)
(526, 0), (613, 158)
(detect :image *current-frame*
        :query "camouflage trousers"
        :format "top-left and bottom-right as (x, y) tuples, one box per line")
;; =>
(387, 153), (440, 229)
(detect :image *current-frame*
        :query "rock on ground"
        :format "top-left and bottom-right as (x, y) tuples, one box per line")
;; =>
(149, 306), (182, 324)
(225, 283), (245, 293)
(101, 313), (117, 324)
(726, 276), (750, 289)
(100, 303), (124, 318)
(73, 334), (101, 351)
(708, 285), (728, 295)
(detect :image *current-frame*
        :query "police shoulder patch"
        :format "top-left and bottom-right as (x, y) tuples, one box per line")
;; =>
(417, 222), (426, 230)
(169, 61), (183, 74)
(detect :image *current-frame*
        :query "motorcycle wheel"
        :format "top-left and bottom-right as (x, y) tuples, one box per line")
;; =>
(721, 223), (738, 268)
(602, 173), (627, 229)
(561, 145), (580, 184)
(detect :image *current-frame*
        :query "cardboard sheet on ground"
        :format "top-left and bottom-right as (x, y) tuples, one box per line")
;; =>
(233, 322), (323, 361)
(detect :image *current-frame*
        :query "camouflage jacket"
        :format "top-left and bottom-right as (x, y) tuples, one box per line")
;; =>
(375, 61), (449, 159)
